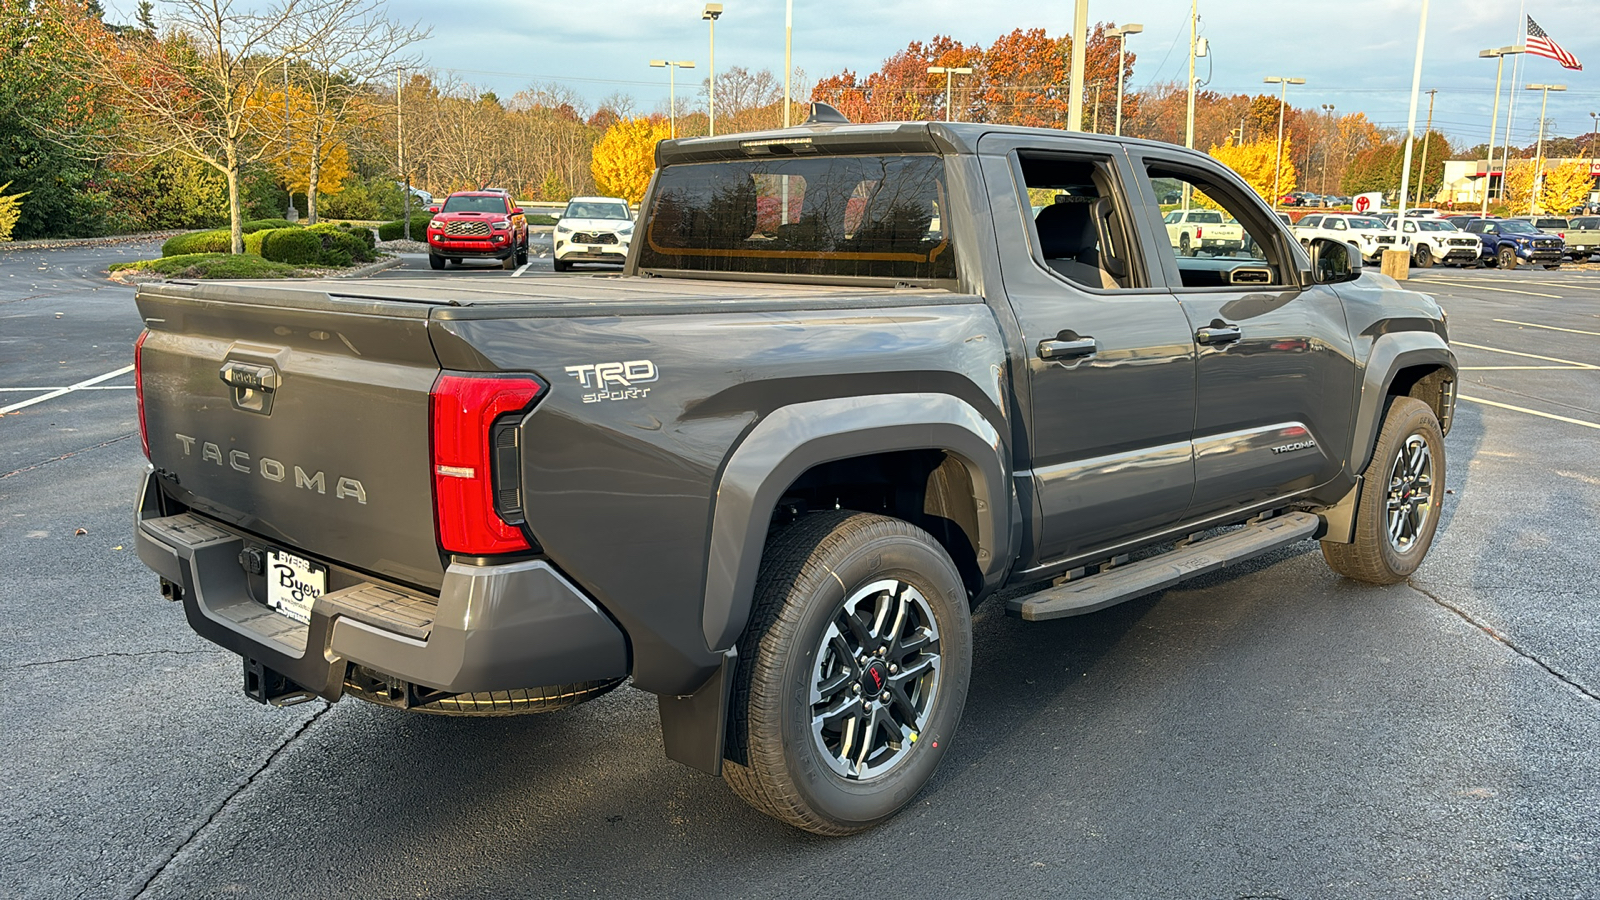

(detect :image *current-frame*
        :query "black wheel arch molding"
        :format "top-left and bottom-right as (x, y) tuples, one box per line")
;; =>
(1349, 331), (1457, 477)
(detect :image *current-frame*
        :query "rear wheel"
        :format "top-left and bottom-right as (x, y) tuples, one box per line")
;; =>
(1179, 233), (1193, 256)
(1496, 246), (1517, 269)
(1322, 396), (1445, 584)
(724, 511), (972, 835)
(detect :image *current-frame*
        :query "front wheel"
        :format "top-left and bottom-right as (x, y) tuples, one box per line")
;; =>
(1321, 396), (1446, 584)
(1543, 263), (1561, 270)
(1412, 244), (1433, 268)
(427, 253), (444, 270)
(552, 258), (572, 272)
(724, 511), (972, 835)
(1496, 246), (1517, 269)
(515, 238), (529, 267)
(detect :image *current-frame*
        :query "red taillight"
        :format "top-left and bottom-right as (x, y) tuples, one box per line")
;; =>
(134, 330), (150, 458)
(1195, 226), (1203, 239)
(430, 373), (544, 555)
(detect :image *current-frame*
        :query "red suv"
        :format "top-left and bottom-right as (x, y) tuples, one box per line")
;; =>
(425, 190), (528, 270)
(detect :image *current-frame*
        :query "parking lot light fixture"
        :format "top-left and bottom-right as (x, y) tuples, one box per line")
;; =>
(651, 59), (696, 139)
(703, 5), (722, 137)
(926, 65), (973, 122)
(1264, 76), (1306, 212)
(1526, 83), (1567, 215)
(1479, 45), (1524, 215)
(1108, 24), (1143, 137)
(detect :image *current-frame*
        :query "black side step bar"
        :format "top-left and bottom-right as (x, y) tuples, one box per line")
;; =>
(1007, 511), (1320, 622)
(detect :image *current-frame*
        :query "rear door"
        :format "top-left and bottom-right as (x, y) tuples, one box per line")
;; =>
(978, 133), (1196, 569)
(1126, 149), (1356, 523)
(136, 283), (448, 590)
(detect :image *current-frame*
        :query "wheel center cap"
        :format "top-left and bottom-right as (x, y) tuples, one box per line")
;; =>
(860, 660), (890, 696)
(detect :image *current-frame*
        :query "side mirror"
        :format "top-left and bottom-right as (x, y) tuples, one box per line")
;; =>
(1309, 237), (1361, 285)
(427, 205), (440, 214)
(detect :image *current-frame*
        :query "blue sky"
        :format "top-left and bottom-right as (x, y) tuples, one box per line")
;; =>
(109, 1), (1598, 149)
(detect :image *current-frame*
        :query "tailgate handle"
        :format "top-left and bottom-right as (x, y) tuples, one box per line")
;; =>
(220, 362), (279, 392)
(220, 362), (278, 415)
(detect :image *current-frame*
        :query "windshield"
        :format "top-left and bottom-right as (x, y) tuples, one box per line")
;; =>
(638, 154), (956, 281)
(1348, 217), (1385, 230)
(563, 201), (631, 220)
(441, 195), (508, 214)
(1501, 220), (1541, 234)
(1418, 221), (1455, 232)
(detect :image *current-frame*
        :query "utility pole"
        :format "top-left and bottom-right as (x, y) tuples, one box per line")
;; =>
(1413, 89), (1437, 209)
(1185, 0), (1197, 150)
(284, 59), (296, 222)
(397, 66), (408, 241)
(1320, 103), (1335, 195)
(1590, 112), (1599, 213)
(1067, 0), (1087, 131)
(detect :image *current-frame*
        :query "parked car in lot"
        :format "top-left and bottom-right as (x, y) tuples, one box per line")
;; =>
(1292, 213), (1405, 262)
(552, 196), (634, 271)
(1398, 218), (1483, 268)
(424, 190), (529, 271)
(130, 118), (1456, 835)
(1463, 217), (1565, 269)
(1163, 207), (1245, 255)
(1563, 215), (1600, 260)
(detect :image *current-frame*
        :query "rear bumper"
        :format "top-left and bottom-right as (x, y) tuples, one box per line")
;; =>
(133, 471), (629, 700)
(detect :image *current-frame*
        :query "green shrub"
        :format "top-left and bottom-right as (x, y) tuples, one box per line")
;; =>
(377, 214), (434, 241)
(161, 229), (231, 256)
(260, 229), (322, 265)
(243, 228), (277, 256)
(242, 218), (296, 234)
(305, 223), (374, 265)
(111, 253), (297, 279)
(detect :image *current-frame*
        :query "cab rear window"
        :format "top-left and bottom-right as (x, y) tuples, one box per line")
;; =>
(637, 154), (956, 281)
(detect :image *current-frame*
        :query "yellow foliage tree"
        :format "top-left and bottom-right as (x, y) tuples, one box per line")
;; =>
(590, 118), (672, 205)
(1538, 160), (1591, 215)
(0, 182), (28, 242)
(1210, 136), (1297, 202)
(247, 86), (349, 208)
(1501, 159), (1537, 210)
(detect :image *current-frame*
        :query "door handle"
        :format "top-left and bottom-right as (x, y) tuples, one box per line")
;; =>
(1196, 323), (1242, 345)
(1038, 337), (1097, 360)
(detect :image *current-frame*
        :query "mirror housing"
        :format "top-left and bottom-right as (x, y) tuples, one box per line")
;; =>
(1309, 237), (1361, 285)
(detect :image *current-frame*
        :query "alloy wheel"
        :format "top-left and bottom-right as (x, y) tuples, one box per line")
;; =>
(1386, 433), (1434, 554)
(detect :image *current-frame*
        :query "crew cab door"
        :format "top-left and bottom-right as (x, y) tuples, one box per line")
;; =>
(1125, 150), (1356, 522)
(977, 134), (1196, 569)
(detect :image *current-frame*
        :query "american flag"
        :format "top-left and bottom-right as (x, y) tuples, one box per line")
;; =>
(1526, 16), (1582, 71)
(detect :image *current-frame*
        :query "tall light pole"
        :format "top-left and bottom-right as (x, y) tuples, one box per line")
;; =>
(703, 5), (722, 136)
(651, 60), (696, 139)
(1478, 46), (1522, 216)
(926, 66), (973, 122)
(284, 57), (296, 222)
(1184, 0), (1198, 150)
(1394, 0), (1428, 243)
(1066, 0), (1088, 131)
(1320, 103), (1335, 196)
(1414, 88), (1437, 209)
(1107, 23), (1142, 137)
(396, 66), (407, 240)
(1589, 112), (1599, 213)
(1526, 83), (1566, 215)
(1264, 76), (1305, 211)
(782, 0), (793, 126)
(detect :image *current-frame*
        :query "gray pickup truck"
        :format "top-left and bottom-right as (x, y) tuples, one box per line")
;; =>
(133, 110), (1457, 835)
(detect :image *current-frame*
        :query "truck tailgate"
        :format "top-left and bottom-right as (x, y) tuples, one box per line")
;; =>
(136, 282), (447, 590)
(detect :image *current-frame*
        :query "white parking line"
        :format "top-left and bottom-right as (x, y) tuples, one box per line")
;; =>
(1459, 366), (1600, 371)
(1460, 394), (1600, 431)
(512, 263), (530, 277)
(0, 365), (134, 414)
(0, 385), (136, 392)
(1492, 318), (1600, 338)
(1408, 280), (1561, 298)
(1451, 341), (1598, 369)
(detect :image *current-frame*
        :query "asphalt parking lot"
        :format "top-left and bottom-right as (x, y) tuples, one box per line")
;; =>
(2, 241), (1597, 899)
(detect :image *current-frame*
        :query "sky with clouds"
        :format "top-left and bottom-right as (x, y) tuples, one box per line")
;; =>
(106, 0), (1598, 149)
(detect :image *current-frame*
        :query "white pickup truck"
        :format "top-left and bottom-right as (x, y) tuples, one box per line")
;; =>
(1291, 213), (1405, 263)
(1163, 208), (1245, 256)
(1396, 218), (1485, 268)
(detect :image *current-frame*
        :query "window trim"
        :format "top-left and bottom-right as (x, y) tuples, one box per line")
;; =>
(1007, 147), (1156, 295)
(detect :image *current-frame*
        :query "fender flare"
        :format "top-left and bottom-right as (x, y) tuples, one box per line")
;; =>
(700, 393), (1012, 652)
(1350, 332), (1457, 475)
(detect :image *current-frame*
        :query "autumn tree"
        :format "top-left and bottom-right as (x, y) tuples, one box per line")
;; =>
(1210, 136), (1294, 201)
(277, 0), (424, 223)
(590, 117), (670, 204)
(1538, 160), (1590, 214)
(1501, 159), (1537, 210)
(0, 181), (28, 241)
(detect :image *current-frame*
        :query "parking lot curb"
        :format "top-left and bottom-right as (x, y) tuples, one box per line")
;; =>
(338, 256), (405, 278)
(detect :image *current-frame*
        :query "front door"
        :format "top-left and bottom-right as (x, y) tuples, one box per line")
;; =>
(1127, 150), (1356, 522)
(977, 135), (1197, 569)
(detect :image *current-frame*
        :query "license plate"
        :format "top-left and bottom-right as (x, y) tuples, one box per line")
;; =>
(266, 549), (325, 624)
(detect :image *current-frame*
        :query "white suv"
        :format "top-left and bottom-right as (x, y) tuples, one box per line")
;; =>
(1291, 213), (1406, 262)
(553, 196), (635, 271)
